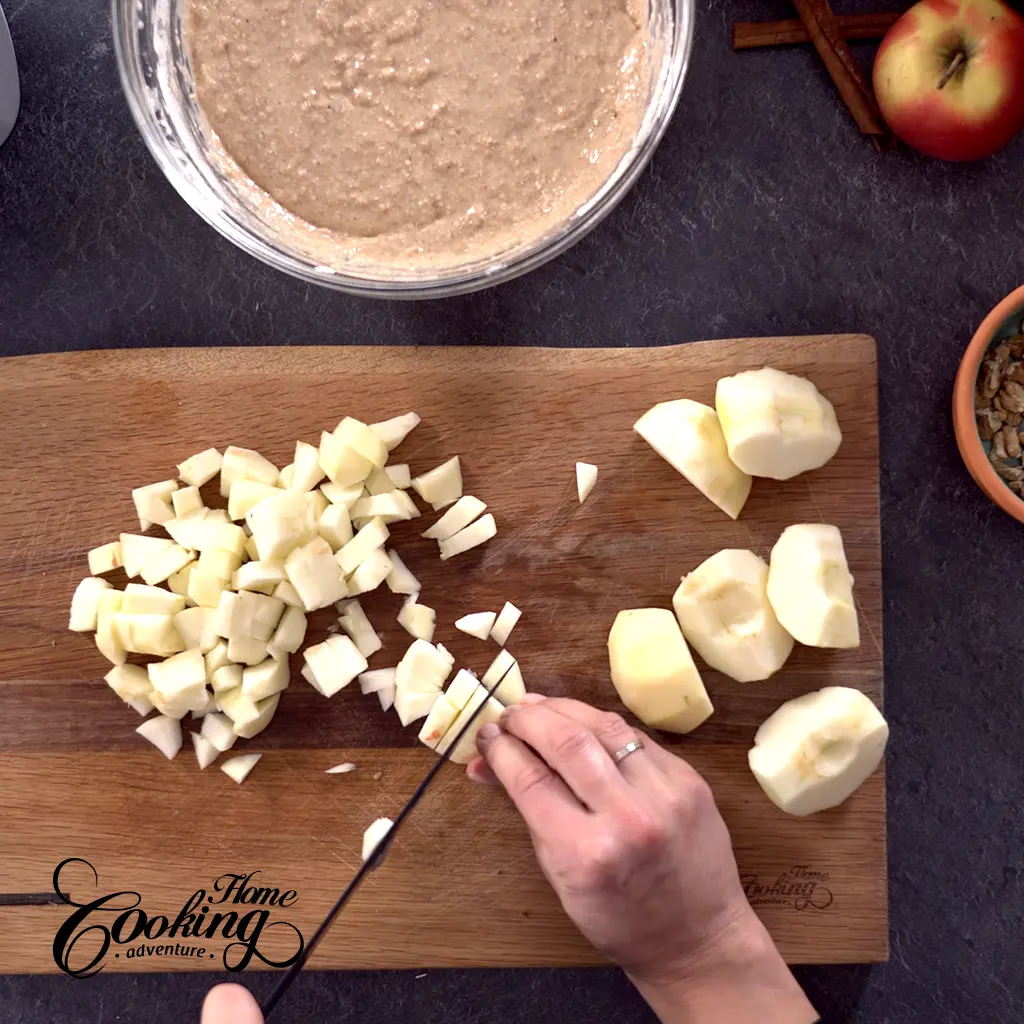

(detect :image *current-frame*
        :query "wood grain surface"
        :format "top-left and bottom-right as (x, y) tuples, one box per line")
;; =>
(0, 337), (886, 972)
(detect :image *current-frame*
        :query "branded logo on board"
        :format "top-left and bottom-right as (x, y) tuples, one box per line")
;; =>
(51, 858), (305, 976)
(740, 865), (834, 911)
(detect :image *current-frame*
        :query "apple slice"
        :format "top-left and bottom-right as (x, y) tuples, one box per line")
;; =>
(455, 611), (495, 641)
(285, 537), (350, 611)
(177, 448), (223, 488)
(336, 517), (390, 575)
(481, 649), (526, 704)
(69, 577), (113, 631)
(234, 692), (281, 739)
(200, 711), (238, 752)
(672, 549), (794, 683)
(418, 692), (464, 749)
(767, 525), (859, 648)
(748, 687), (888, 816)
(221, 753), (262, 785)
(412, 457), (462, 511)
(446, 692), (504, 764)
(370, 412), (421, 450)
(361, 817), (394, 862)
(171, 486), (204, 519)
(351, 491), (418, 524)
(422, 495), (487, 541)
(385, 464), (412, 489)
(320, 482), (364, 509)
(385, 550), (420, 595)
(241, 658), (290, 701)
(220, 446), (279, 497)
(192, 732), (219, 770)
(120, 534), (175, 579)
(397, 596), (436, 642)
(338, 600), (382, 657)
(715, 368), (842, 480)
(608, 608), (712, 734)
(267, 605), (307, 659)
(326, 762), (358, 774)
(346, 547), (393, 596)
(88, 541), (123, 576)
(443, 667), (482, 710)
(489, 602), (521, 646)
(136, 715), (183, 759)
(132, 480), (179, 528)
(634, 400), (752, 520)
(576, 462), (598, 503)
(438, 514), (496, 560)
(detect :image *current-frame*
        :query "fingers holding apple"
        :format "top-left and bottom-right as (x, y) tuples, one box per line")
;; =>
(873, 0), (1024, 161)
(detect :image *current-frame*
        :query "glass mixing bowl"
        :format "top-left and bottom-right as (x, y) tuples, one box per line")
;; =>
(112, 0), (694, 299)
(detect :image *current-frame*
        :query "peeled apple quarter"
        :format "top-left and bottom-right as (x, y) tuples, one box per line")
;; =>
(673, 550), (794, 683)
(748, 687), (888, 816)
(634, 400), (751, 520)
(715, 367), (841, 480)
(767, 524), (859, 649)
(607, 609), (712, 734)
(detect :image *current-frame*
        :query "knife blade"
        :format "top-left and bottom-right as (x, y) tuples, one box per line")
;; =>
(261, 664), (514, 1017)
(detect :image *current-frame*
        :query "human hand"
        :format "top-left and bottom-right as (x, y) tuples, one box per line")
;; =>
(201, 983), (263, 1024)
(467, 694), (816, 1024)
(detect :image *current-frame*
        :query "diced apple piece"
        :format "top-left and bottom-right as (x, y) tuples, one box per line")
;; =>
(190, 690), (218, 718)
(320, 482), (364, 508)
(235, 559), (287, 593)
(245, 491), (311, 562)
(212, 590), (241, 640)
(749, 687), (888, 816)
(132, 480), (179, 528)
(395, 639), (454, 695)
(673, 550), (794, 683)
(229, 479), (282, 521)
(319, 430), (374, 487)
(126, 696), (154, 717)
(105, 663), (152, 701)
(241, 658), (290, 701)
(278, 463), (294, 489)
(446, 692), (504, 764)
(608, 609), (712, 734)
(136, 714), (183, 759)
(285, 537), (350, 611)
(336, 517), (390, 575)
(326, 762), (358, 774)
(335, 416), (388, 469)
(167, 563), (197, 604)
(715, 368), (842, 480)
(177, 448), (223, 487)
(272, 581), (303, 608)
(438, 514), (496, 561)
(489, 602), (521, 646)
(364, 468), (395, 496)
(351, 491), (417, 524)
(239, 590), (285, 641)
(287, 440), (326, 492)
(220, 446), (279, 497)
(221, 753), (262, 784)
(304, 489), (328, 523)
(767, 525), (859, 649)
(338, 600), (382, 657)
(218, 687), (261, 726)
(394, 687), (439, 726)
(346, 547), (392, 596)
(422, 495), (486, 541)
(205, 640), (231, 678)
(377, 685), (396, 712)
(69, 576), (112, 631)
(139, 543), (194, 586)
(397, 596), (436, 642)
(412, 456), (462, 510)
(96, 589), (126, 665)
(205, 509), (231, 524)
(370, 412), (420, 450)
(576, 462), (598, 503)
(149, 691), (189, 719)
(172, 607), (218, 654)
(122, 584), (187, 615)
(188, 570), (229, 609)
(442, 667), (481, 710)
(359, 667), (397, 694)
(171, 486), (204, 519)
(362, 817), (394, 862)
(385, 550), (420, 595)
(385, 464), (412, 489)
(210, 663), (243, 695)
(418, 693), (464, 749)
(115, 613), (184, 656)
(634, 400), (752, 520)
(227, 635), (269, 666)
(455, 611), (496, 641)
(120, 534), (175, 578)
(267, 605), (307, 659)
(318, 503), (353, 551)
(164, 516), (208, 551)
(481, 649), (526, 705)
(244, 535), (260, 561)
(190, 732), (218, 769)
(150, 648), (207, 701)
(234, 692), (281, 739)
(88, 541), (124, 576)
(201, 711), (238, 751)
(303, 636), (367, 698)
(197, 520), (248, 558)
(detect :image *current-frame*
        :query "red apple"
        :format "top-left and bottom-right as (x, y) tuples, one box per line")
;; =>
(873, 0), (1024, 161)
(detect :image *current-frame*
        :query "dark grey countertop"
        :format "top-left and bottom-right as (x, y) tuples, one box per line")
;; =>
(2, 1), (1023, 1022)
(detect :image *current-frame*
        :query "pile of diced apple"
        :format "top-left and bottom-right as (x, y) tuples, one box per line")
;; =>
(69, 411), (511, 785)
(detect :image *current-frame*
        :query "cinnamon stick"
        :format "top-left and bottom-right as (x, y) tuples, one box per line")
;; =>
(789, 0), (896, 150)
(733, 12), (901, 50)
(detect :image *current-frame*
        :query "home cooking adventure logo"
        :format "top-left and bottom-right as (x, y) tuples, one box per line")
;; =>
(740, 865), (834, 911)
(50, 858), (305, 977)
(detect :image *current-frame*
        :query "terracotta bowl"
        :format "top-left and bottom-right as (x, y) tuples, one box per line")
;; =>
(953, 284), (1024, 524)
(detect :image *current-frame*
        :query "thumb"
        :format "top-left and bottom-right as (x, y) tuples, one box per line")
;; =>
(201, 983), (263, 1024)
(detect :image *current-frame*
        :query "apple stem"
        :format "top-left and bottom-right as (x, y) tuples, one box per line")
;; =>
(937, 51), (966, 90)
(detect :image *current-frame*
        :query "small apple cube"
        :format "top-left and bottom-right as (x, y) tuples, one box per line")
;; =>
(241, 658), (290, 701)
(319, 430), (374, 487)
(120, 533), (175, 579)
(69, 576), (112, 632)
(422, 495), (486, 541)
(267, 604), (308, 658)
(171, 486), (204, 519)
(289, 440), (326, 493)
(385, 550), (420, 595)
(246, 490), (312, 562)
(132, 480), (178, 528)
(338, 599), (381, 657)
(346, 547), (392, 596)
(334, 416), (388, 469)
(233, 693), (281, 739)
(318, 503), (353, 551)
(336, 517), (390, 575)
(95, 589), (126, 664)
(438, 514), (496, 561)
(397, 596), (436, 641)
(220, 445), (279, 497)
(320, 481), (364, 508)
(136, 715), (183, 760)
(201, 711), (238, 751)
(385, 464), (412, 489)
(139, 543), (194, 586)
(88, 541), (124, 576)
(411, 456), (462, 510)
(177, 448), (223, 488)
(285, 537), (350, 611)
(370, 412), (421, 450)
(229, 479), (283, 521)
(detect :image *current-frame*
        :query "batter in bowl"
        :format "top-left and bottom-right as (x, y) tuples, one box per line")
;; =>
(188, 0), (650, 270)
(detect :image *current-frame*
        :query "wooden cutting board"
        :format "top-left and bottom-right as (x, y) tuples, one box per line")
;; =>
(0, 337), (886, 973)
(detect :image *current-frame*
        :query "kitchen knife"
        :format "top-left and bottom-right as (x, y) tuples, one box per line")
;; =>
(0, 4), (19, 148)
(261, 665), (514, 1017)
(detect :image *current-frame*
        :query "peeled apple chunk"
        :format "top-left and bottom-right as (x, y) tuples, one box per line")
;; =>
(221, 753), (262, 785)
(412, 457), (463, 511)
(69, 577), (112, 631)
(385, 550), (420, 595)
(748, 687), (888, 816)
(715, 367), (842, 480)
(362, 817), (394, 863)
(438, 514), (496, 561)
(489, 602), (521, 646)
(576, 462), (598, 503)
(136, 715), (183, 760)
(455, 611), (495, 641)
(767, 525), (859, 649)
(634, 400), (751, 520)
(370, 412), (420, 450)
(422, 495), (486, 541)
(672, 550), (794, 683)
(177, 448), (223, 488)
(192, 733), (219, 770)
(607, 609), (712, 734)
(397, 597), (436, 642)
(481, 648), (526, 705)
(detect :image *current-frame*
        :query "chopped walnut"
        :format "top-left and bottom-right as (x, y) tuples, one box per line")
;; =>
(1002, 425), (1022, 459)
(992, 429), (1008, 460)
